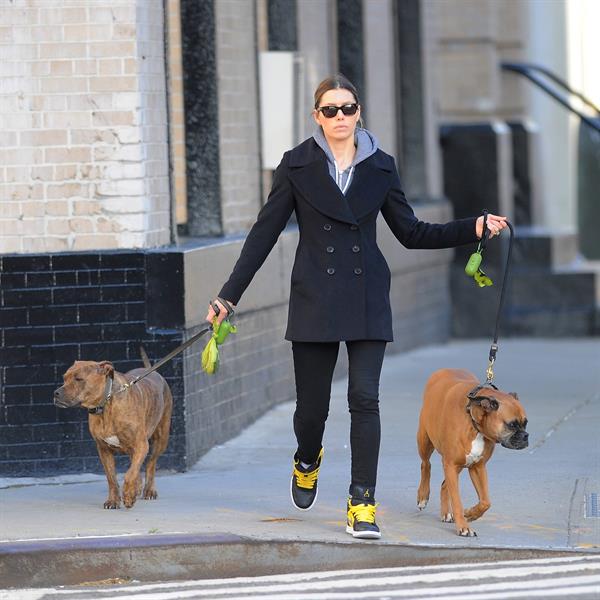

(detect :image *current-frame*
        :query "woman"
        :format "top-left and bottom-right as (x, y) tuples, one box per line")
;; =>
(206, 74), (507, 539)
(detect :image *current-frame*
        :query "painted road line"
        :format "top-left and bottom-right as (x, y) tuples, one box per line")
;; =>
(15, 553), (599, 597)
(6, 573), (600, 600)
(49, 561), (600, 600)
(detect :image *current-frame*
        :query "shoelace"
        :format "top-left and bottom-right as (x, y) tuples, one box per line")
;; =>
(293, 464), (320, 490)
(348, 501), (378, 524)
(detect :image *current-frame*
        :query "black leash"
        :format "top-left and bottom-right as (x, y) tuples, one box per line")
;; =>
(482, 218), (515, 385)
(121, 297), (236, 392)
(88, 326), (213, 415)
(118, 326), (212, 392)
(464, 217), (514, 418)
(90, 297), (235, 414)
(122, 297), (235, 391)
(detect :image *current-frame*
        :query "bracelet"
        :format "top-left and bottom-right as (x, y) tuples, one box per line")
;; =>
(210, 297), (235, 318)
(216, 297), (235, 317)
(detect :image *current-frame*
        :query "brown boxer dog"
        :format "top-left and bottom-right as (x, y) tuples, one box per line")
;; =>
(54, 360), (173, 509)
(416, 368), (528, 537)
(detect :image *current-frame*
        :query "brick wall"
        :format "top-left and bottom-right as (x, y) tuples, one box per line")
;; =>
(165, 0), (188, 227)
(0, 244), (297, 477)
(0, 251), (185, 476)
(0, 0), (171, 254)
(0, 245), (298, 477)
(214, 0), (263, 234)
(183, 304), (295, 466)
(426, 0), (527, 119)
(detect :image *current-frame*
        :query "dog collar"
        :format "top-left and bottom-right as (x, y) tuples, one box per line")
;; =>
(465, 403), (482, 434)
(467, 413), (482, 434)
(88, 375), (114, 415)
(466, 383), (500, 438)
(467, 383), (498, 401)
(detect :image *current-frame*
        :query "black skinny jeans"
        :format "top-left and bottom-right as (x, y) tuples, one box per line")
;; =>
(291, 340), (387, 490)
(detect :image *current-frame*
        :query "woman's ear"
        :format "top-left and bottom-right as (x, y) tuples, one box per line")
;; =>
(312, 109), (320, 125)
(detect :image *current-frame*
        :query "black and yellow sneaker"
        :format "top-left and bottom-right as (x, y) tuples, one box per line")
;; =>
(346, 485), (381, 539)
(290, 447), (324, 510)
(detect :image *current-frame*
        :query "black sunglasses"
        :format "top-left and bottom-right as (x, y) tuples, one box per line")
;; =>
(316, 103), (359, 118)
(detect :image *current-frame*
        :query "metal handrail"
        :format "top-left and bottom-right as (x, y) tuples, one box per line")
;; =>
(502, 62), (600, 133)
(504, 62), (600, 114)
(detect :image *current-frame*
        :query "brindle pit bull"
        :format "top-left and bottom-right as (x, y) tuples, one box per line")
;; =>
(54, 360), (173, 509)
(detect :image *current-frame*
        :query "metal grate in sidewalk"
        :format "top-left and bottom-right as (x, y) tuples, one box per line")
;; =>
(585, 492), (599, 518)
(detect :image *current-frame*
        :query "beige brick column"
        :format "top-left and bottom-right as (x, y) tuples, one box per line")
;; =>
(165, 0), (187, 229)
(214, 0), (262, 234)
(0, 0), (171, 253)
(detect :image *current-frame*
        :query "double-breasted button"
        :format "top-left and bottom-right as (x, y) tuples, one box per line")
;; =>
(354, 267), (362, 275)
(326, 246), (334, 253)
(352, 245), (360, 253)
(327, 267), (335, 275)
(350, 224), (358, 231)
(323, 223), (332, 231)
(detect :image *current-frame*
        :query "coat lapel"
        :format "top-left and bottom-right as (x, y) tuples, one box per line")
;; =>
(289, 159), (358, 225)
(345, 155), (394, 221)
(288, 142), (357, 225)
(288, 138), (394, 225)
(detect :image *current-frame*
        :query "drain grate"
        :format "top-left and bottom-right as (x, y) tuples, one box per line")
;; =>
(585, 492), (599, 518)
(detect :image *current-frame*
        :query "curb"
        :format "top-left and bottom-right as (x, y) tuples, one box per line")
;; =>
(0, 533), (592, 588)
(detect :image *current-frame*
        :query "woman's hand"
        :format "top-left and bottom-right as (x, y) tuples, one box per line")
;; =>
(476, 213), (508, 239)
(205, 298), (236, 326)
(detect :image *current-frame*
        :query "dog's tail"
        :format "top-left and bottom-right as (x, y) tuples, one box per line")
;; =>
(139, 345), (151, 369)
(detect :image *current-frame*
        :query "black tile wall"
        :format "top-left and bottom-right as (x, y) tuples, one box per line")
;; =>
(0, 251), (185, 477)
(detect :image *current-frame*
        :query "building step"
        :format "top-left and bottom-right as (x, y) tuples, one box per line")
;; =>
(451, 233), (599, 338)
(512, 226), (579, 268)
(506, 266), (597, 336)
(554, 258), (600, 305)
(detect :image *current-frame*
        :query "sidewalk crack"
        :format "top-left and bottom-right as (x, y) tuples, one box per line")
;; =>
(528, 391), (599, 454)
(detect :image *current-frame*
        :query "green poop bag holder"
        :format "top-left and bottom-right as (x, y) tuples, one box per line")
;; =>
(201, 297), (237, 375)
(465, 210), (515, 386)
(96, 299), (237, 402)
(465, 210), (494, 288)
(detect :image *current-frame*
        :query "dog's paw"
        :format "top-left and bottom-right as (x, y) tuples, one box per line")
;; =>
(464, 508), (481, 522)
(441, 513), (454, 523)
(122, 494), (137, 509)
(143, 489), (158, 500)
(104, 499), (120, 509)
(457, 527), (477, 537)
(417, 499), (428, 510)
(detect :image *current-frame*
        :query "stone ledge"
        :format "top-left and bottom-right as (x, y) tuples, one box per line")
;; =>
(148, 200), (456, 329)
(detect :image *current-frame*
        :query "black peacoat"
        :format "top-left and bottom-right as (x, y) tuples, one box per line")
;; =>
(218, 137), (479, 342)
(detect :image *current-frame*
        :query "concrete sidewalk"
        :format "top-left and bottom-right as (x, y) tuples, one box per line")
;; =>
(1, 339), (599, 583)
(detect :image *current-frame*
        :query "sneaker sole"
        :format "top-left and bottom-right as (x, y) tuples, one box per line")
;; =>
(290, 476), (318, 511)
(345, 525), (381, 539)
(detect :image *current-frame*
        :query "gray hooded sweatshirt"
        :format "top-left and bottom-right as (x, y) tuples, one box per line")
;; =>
(312, 125), (379, 195)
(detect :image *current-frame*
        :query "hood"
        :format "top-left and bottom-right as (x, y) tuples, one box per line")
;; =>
(312, 125), (379, 168)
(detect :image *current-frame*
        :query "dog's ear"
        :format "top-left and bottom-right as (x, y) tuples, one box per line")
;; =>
(98, 361), (114, 378)
(480, 397), (499, 412)
(509, 392), (519, 400)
